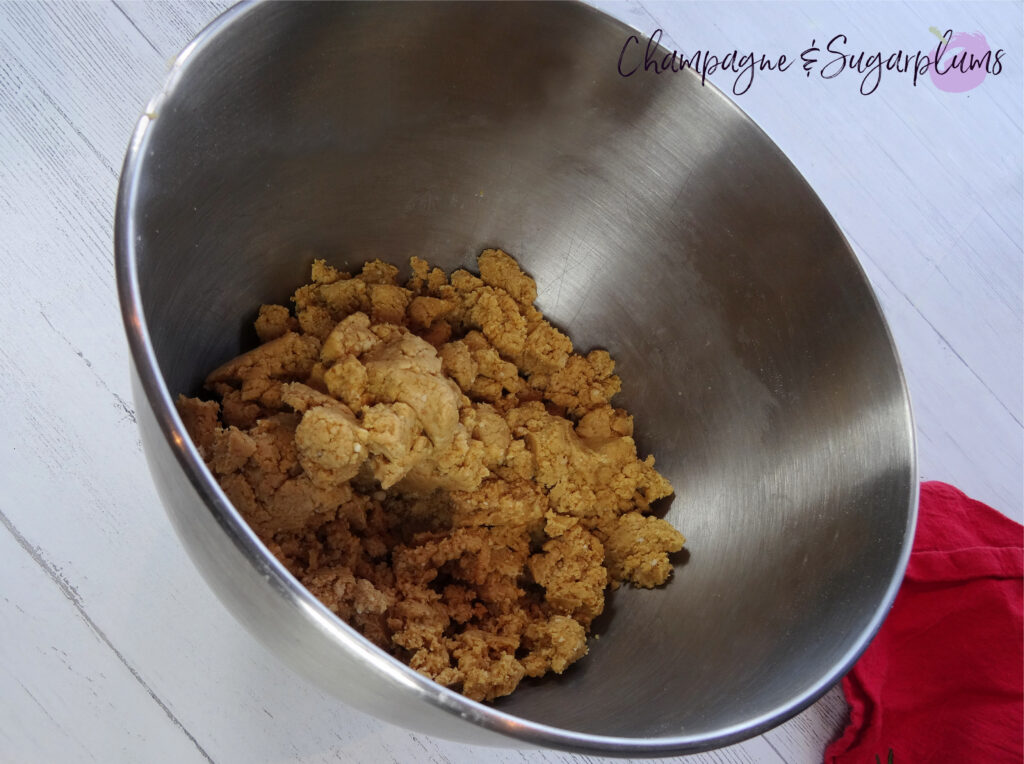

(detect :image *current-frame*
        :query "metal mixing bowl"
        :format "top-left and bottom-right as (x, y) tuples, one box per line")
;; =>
(115, 1), (916, 755)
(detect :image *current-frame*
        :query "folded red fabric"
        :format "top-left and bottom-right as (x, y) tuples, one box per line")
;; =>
(826, 481), (1023, 764)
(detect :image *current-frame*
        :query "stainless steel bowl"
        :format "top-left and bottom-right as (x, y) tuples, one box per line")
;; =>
(115, 1), (916, 755)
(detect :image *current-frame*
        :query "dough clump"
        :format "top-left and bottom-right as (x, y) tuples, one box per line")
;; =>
(178, 248), (683, 701)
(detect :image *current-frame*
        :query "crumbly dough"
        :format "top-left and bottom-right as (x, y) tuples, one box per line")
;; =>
(178, 248), (684, 701)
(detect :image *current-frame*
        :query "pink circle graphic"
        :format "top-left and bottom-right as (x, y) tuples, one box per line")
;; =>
(930, 31), (990, 93)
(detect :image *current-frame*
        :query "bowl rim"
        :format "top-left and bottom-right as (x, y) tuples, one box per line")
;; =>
(114, 0), (919, 755)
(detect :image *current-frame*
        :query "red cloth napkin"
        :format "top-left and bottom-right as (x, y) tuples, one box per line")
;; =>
(826, 481), (1024, 763)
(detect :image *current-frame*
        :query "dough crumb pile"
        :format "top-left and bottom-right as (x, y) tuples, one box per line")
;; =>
(178, 249), (684, 701)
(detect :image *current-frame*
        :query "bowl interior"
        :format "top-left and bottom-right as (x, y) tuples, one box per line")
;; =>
(124, 1), (914, 744)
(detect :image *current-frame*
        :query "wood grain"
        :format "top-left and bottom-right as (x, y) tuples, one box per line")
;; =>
(1, 2), (1019, 762)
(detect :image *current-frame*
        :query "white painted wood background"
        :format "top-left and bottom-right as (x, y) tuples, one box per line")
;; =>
(0, 1), (1020, 762)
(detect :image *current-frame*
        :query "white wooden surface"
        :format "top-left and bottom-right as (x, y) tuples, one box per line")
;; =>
(1, 2), (1020, 762)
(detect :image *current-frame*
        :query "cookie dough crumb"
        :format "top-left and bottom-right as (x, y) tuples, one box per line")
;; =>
(478, 248), (537, 307)
(254, 304), (298, 342)
(520, 616), (588, 677)
(600, 511), (686, 588)
(178, 249), (683, 702)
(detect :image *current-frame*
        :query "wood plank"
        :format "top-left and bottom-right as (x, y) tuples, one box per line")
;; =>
(764, 685), (849, 762)
(0, 514), (210, 763)
(111, 0), (233, 61)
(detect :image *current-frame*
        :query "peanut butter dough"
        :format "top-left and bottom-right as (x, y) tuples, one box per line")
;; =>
(178, 249), (684, 701)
